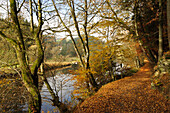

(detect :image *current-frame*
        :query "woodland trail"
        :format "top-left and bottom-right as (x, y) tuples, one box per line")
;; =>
(74, 62), (169, 113)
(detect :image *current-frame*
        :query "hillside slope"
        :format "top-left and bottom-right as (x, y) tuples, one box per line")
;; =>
(74, 63), (169, 113)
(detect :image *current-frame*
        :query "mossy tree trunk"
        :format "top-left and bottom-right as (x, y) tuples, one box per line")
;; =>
(0, 0), (44, 112)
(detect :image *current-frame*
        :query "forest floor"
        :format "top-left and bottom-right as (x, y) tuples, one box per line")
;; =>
(74, 62), (169, 113)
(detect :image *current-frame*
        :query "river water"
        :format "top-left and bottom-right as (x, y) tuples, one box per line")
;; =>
(0, 65), (78, 113)
(41, 66), (77, 112)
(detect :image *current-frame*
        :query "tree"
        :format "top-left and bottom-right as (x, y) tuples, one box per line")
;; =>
(102, 0), (170, 64)
(159, 0), (163, 61)
(167, 0), (170, 49)
(0, 0), (43, 112)
(51, 0), (103, 90)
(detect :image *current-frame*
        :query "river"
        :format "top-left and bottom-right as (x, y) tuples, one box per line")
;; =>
(0, 65), (78, 113)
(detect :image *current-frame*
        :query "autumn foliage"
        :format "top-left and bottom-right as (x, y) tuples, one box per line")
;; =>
(74, 62), (169, 113)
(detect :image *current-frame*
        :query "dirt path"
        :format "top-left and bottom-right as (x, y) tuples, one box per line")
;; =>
(74, 63), (169, 113)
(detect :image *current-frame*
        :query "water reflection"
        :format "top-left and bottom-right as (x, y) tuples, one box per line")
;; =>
(41, 66), (77, 112)
(0, 65), (77, 113)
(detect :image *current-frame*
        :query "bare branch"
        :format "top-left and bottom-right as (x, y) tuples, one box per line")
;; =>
(52, 0), (85, 67)
(0, 60), (21, 77)
(88, 20), (101, 33)
(67, 0), (87, 54)
(105, 1), (135, 34)
(17, 0), (25, 13)
(0, 31), (17, 46)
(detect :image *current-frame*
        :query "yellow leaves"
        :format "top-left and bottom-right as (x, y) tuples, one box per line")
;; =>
(0, 79), (13, 88)
(73, 88), (91, 100)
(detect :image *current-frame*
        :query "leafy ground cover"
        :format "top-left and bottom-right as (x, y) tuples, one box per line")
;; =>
(74, 62), (169, 113)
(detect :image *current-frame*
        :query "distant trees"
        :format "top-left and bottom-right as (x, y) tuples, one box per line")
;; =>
(43, 36), (77, 62)
(59, 39), (77, 58)
(100, 0), (143, 68)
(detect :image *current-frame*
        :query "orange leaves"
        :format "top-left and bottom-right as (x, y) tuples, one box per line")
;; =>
(0, 78), (13, 88)
(145, 18), (158, 26)
(74, 62), (169, 113)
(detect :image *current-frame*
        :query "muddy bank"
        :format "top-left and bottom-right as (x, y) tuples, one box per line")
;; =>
(44, 62), (73, 70)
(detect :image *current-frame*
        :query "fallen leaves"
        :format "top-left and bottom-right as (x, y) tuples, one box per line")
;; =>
(74, 63), (169, 113)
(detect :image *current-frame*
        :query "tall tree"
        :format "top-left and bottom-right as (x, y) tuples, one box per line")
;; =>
(52, 0), (102, 90)
(167, 0), (170, 49)
(0, 0), (44, 112)
(102, 0), (159, 63)
(159, 0), (163, 61)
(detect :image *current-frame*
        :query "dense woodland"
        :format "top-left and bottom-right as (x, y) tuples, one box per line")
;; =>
(0, 0), (169, 113)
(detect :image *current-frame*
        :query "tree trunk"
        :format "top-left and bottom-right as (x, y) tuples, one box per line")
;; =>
(167, 0), (170, 49)
(41, 76), (70, 113)
(9, 0), (43, 112)
(159, 0), (163, 61)
(52, 0), (98, 90)
(15, 49), (41, 113)
(84, 0), (98, 90)
(29, 0), (34, 33)
(134, 0), (157, 64)
(52, 0), (85, 67)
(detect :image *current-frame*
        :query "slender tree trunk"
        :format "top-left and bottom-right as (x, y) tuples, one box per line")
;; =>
(41, 76), (70, 113)
(84, 0), (98, 90)
(67, 0), (87, 55)
(52, 0), (98, 90)
(7, 0), (10, 21)
(159, 0), (163, 61)
(167, 0), (170, 49)
(51, 0), (85, 67)
(29, 0), (34, 33)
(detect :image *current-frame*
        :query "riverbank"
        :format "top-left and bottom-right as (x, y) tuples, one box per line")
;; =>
(44, 62), (74, 70)
(74, 62), (169, 113)
(0, 62), (75, 78)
